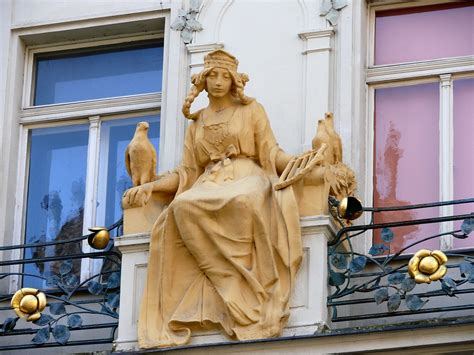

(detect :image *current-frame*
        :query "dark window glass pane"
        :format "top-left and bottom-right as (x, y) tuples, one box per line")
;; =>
(23, 125), (89, 289)
(34, 42), (163, 105)
(96, 115), (160, 229)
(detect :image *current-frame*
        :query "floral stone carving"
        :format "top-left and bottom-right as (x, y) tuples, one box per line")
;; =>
(170, 0), (203, 44)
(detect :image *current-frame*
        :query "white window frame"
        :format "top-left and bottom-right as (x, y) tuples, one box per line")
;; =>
(7, 7), (186, 294)
(365, 0), (474, 252)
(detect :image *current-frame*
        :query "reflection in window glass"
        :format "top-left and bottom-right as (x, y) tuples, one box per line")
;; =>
(373, 83), (439, 253)
(96, 115), (160, 229)
(34, 42), (164, 105)
(375, 3), (474, 65)
(453, 78), (474, 248)
(23, 125), (89, 289)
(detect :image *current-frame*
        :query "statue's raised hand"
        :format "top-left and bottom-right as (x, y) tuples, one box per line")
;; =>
(123, 182), (154, 208)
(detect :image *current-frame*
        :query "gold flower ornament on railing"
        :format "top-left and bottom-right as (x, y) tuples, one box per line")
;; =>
(11, 288), (47, 322)
(408, 249), (448, 284)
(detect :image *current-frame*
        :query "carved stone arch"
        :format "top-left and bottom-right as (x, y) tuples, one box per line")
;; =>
(297, 0), (310, 29)
(214, 0), (234, 43)
(195, 0), (211, 22)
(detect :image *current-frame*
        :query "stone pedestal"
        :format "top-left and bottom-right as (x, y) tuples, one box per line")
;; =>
(113, 215), (336, 352)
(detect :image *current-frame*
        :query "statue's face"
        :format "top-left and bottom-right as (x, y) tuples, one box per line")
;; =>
(206, 68), (232, 98)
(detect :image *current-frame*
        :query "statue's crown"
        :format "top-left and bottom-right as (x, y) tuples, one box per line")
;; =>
(204, 49), (239, 72)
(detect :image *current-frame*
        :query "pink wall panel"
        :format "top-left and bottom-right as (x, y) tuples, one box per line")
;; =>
(375, 4), (474, 65)
(373, 83), (439, 252)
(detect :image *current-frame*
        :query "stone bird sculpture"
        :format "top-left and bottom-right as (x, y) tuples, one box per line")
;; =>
(312, 112), (343, 165)
(312, 117), (334, 165)
(323, 112), (343, 164)
(125, 121), (157, 186)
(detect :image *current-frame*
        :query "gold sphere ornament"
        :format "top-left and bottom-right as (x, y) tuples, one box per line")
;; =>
(408, 249), (448, 284)
(338, 196), (363, 221)
(11, 288), (47, 321)
(88, 227), (110, 249)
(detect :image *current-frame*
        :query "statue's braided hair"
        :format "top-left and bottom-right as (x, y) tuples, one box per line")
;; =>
(182, 68), (254, 120)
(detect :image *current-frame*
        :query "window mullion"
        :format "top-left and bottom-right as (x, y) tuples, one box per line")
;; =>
(439, 74), (454, 250)
(81, 115), (101, 282)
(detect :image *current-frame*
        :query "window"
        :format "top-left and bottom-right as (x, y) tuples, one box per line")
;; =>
(367, 2), (474, 252)
(19, 35), (164, 289)
(34, 42), (163, 105)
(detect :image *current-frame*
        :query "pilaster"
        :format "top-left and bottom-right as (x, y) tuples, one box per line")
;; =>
(298, 29), (334, 151)
(439, 74), (454, 250)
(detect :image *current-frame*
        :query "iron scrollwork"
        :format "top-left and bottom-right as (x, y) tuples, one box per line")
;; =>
(327, 197), (474, 323)
(0, 218), (122, 349)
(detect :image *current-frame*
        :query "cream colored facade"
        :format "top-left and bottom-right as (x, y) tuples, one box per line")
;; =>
(1, 0), (473, 354)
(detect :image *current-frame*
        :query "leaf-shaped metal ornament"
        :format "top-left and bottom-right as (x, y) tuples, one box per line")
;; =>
(64, 274), (79, 287)
(388, 272), (405, 285)
(107, 293), (120, 308)
(67, 314), (83, 328)
(87, 281), (103, 295)
(374, 287), (389, 305)
(33, 314), (54, 326)
(2, 317), (18, 332)
(401, 277), (416, 292)
(60, 260), (73, 275)
(320, 0), (332, 16)
(49, 303), (66, 315)
(107, 272), (121, 289)
(381, 227), (394, 243)
(329, 271), (346, 286)
(349, 256), (367, 273)
(461, 218), (473, 235)
(52, 325), (70, 345)
(406, 294), (427, 311)
(369, 243), (389, 256)
(460, 261), (473, 277)
(32, 327), (50, 345)
(441, 277), (457, 296)
(469, 273), (474, 283)
(387, 293), (401, 312)
(330, 253), (347, 270)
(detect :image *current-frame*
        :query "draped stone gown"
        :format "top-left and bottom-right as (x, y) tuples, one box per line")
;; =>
(138, 100), (302, 348)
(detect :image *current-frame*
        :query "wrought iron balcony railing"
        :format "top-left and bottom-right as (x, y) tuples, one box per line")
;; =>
(327, 197), (474, 327)
(2, 198), (473, 350)
(0, 219), (122, 351)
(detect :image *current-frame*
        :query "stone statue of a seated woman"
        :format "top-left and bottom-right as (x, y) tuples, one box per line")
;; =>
(122, 49), (355, 349)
